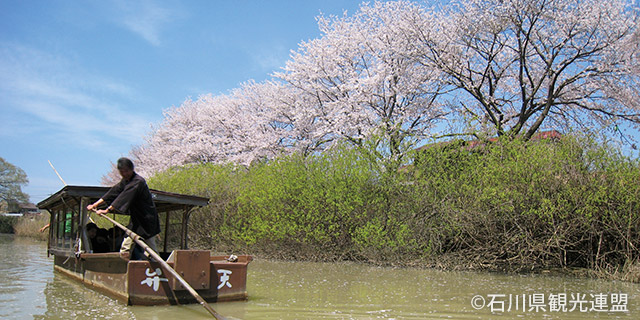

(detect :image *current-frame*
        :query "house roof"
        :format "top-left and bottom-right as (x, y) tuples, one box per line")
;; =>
(19, 203), (38, 210)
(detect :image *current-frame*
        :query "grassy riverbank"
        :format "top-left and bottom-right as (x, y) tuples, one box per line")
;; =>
(0, 213), (50, 241)
(147, 135), (637, 282)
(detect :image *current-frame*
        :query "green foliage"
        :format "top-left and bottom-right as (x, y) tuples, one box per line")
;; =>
(148, 135), (640, 271)
(411, 135), (640, 270)
(0, 157), (30, 204)
(236, 145), (383, 253)
(148, 163), (242, 249)
(0, 215), (18, 233)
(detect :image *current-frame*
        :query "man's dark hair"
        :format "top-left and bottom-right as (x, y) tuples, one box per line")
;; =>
(86, 222), (98, 231)
(117, 157), (134, 170)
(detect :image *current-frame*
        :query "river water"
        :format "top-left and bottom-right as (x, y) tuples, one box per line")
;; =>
(1, 233), (639, 319)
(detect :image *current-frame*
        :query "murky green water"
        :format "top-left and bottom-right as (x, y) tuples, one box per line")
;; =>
(1, 233), (639, 319)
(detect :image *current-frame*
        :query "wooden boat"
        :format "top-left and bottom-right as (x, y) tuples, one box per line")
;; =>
(37, 185), (252, 306)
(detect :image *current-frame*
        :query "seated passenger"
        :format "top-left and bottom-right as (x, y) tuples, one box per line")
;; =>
(95, 228), (111, 253)
(86, 223), (110, 253)
(107, 227), (125, 252)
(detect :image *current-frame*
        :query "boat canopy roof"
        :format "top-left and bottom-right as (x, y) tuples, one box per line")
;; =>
(37, 185), (209, 213)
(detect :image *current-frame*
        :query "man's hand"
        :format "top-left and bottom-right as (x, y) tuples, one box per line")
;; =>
(95, 209), (109, 216)
(87, 198), (105, 212)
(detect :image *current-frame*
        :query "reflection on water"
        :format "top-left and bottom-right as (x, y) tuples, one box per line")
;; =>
(36, 273), (134, 319)
(0, 234), (50, 319)
(230, 260), (640, 320)
(1, 233), (639, 319)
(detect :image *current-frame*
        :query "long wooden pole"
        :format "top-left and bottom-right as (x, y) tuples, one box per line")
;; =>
(91, 210), (225, 320)
(48, 160), (67, 186)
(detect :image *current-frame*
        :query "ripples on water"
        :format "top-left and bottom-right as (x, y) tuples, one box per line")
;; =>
(1, 234), (639, 319)
(0, 234), (134, 320)
(0, 234), (50, 319)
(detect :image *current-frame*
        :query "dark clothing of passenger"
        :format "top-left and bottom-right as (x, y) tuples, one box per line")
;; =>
(101, 172), (160, 239)
(107, 227), (125, 252)
(91, 228), (111, 253)
(91, 239), (110, 253)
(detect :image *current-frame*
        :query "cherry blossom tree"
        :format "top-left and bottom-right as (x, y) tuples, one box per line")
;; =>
(274, 1), (445, 162)
(131, 81), (294, 177)
(122, 0), (640, 179)
(100, 161), (121, 186)
(413, 0), (640, 139)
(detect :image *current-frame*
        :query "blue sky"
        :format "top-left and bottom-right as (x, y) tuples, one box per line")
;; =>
(0, 0), (369, 202)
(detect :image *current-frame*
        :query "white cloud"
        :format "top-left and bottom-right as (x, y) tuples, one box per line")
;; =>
(251, 42), (289, 74)
(0, 42), (152, 151)
(110, 0), (178, 46)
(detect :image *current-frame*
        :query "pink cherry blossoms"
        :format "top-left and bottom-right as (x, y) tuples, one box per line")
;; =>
(127, 0), (640, 177)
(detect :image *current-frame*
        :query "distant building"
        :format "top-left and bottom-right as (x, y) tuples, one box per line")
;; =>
(0, 201), (40, 216)
(19, 202), (40, 215)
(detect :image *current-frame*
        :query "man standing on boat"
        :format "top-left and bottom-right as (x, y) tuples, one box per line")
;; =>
(86, 157), (160, 260)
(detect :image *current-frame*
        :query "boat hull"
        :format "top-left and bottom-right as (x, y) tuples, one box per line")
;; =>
(52, 251), (251, 306)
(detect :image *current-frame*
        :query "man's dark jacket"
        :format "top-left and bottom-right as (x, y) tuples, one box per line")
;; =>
(102, 172), (160, 239)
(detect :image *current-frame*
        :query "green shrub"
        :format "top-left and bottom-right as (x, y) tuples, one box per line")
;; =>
(148, 134), (640, 273)
(0, 215), (18, 233)
(411, 135), (640, 271)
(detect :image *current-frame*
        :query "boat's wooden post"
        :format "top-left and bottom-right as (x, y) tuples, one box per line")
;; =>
(62, 200), (70, 248)
(79, 197), (91, 252)
(93, 210), (225, 320)
(179, 206), (187, 249)
(163, 210), (170, 253)
(182, 205), (190, 249)
(51, 211), (58, 248)
(46, 209), (53, 256)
